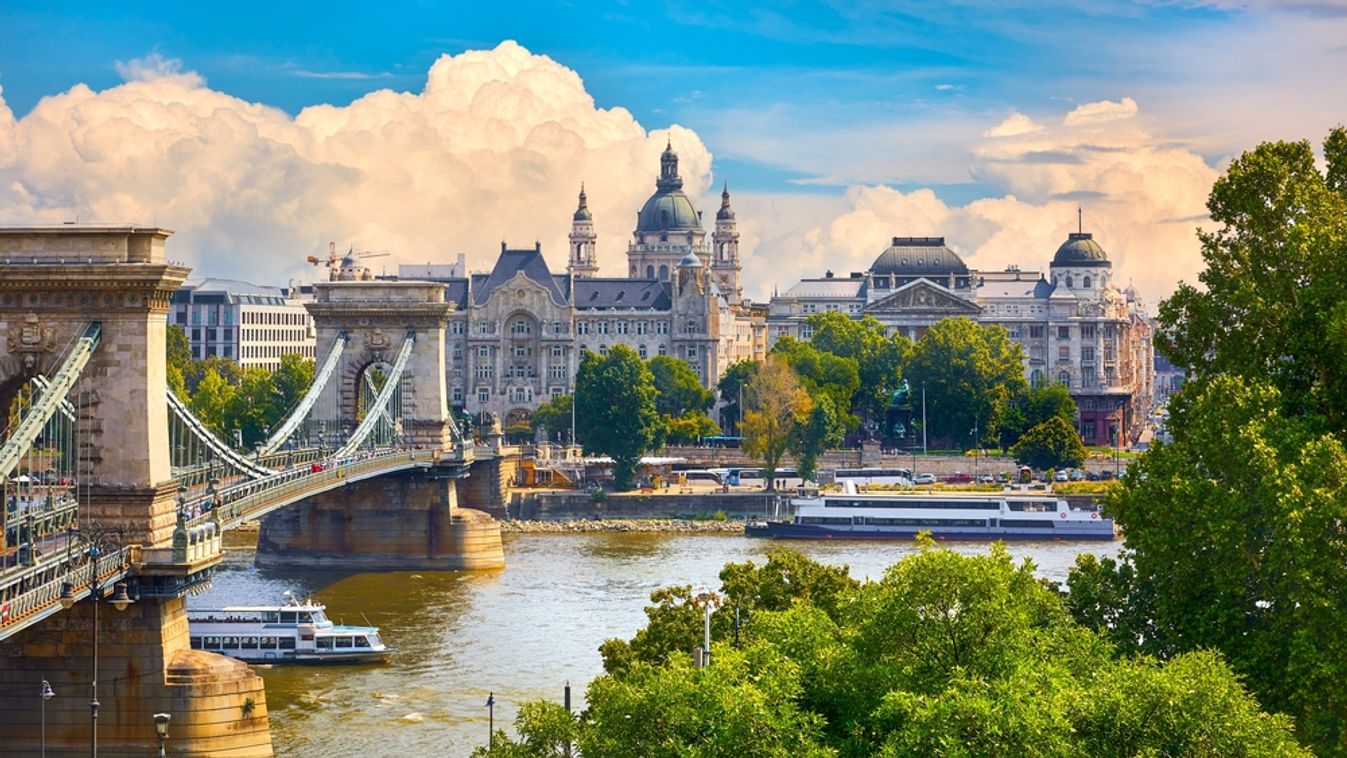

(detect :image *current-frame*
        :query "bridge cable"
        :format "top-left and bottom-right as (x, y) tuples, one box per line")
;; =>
(256, 331), (348, 456)
(334, 332), (416, 458)
(0, 322), (100, 481)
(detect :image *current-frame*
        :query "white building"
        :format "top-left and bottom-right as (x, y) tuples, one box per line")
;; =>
(170, 279), (316, 369)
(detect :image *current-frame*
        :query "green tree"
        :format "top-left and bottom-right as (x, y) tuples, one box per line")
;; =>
(271, 353), (314, 414)
(188, 368), (235, 437)
(184, 355), (240, 396)
(717, 359), (760, 434)
(226, 366), (280, 448)
(997, 380), (1077, 451)
(1011, 416), (1085, 470)
(904, 317), (1026, 448)
(166, 324), (191, 397)
(806, 312), (911, 422)
(531, 393), (572, 441)
(1069, 376), (1347, 752)
(664, 410), (719, 445)
(741, 357), (810, 489)
(1158, 128), (1347, 431)
(648, 355), (713, 417)
(770, 335), (859, 431)
(575, 346), (661, 490)
(790, 393), (844, 483)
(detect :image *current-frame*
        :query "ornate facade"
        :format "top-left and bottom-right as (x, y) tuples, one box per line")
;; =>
(768, 232), (1154, 446)
(393, 145), (766, 432)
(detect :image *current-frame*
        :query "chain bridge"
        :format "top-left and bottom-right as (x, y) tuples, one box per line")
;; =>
(0, 226), (505, 756)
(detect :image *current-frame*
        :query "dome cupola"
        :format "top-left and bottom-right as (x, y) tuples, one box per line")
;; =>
(1052, 232), (1111, 268)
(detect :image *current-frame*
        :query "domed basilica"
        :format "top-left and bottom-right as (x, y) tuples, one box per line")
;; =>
(407, 143), (767, 433)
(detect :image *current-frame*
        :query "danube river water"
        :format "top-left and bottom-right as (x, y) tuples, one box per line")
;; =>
(194, 531), (1123, 757)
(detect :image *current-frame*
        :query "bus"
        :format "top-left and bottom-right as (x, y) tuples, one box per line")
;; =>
(725, 468), (763, 486)
(833, 467), (914, 486)
(703, 435), (743, 449)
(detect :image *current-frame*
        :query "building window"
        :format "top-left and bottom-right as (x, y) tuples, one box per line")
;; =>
(1058, 345), (1070, 363)
(1083, 420), (1096, 440)
(1083, 276), (1092, 288)
(549, 365), (566, 380)
(551, 345), (564, 357)
(599, 345), (609, 356)
(659, 265), (668, 279)
(1058, 326), (1070, 340)
(1029, 325), (1044, 339)
(1082, 372), (1096, 388)
(656, 321), (669, 335)
(511, 319), (532, 335)
(636, 321), (648, 336)
(1058, 371), (1071, 384)
(638, 344), (648, 359)
(477, 321), (491, 335)
(685, 345), (697, 359)
(617, 320), (629, 335)
(596, 321), (609, 335)
(646, 265), (655, 278)
(684, 320), (698, 334)
(1082, 324), (1096, 339)
(477, 388), (489, 405)
(658, 344), (667, 356)
(451, 320), (464, 335)
(475, 366), (494, 379)
(453, 347), (463, 359)
(1030, 369), (1044, 385)
(476, 346), (491, 358)
(453, 387), (463, 403)
(577, 321), (590, 335)
(1066, 275), (1074, 288)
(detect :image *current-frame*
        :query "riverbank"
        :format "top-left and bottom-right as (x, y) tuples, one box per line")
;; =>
(499, 518), (746, 534)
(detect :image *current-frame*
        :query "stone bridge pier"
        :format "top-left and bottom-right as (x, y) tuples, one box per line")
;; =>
(0, 227), (271, 756)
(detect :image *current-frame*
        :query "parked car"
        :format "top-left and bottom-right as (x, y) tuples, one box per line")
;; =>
(977, 473), (996, 484)
(1099, 469), (1117, 480)
(913, 473), (938, 485)
(1054, 470), (1069, 482)
(1068, 469), (1085, 481)
(945, 472), (973, 484)
(1085, 470), (1100, 481)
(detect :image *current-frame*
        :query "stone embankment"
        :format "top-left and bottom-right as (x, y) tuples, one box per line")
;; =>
(500, 518), (745, 535)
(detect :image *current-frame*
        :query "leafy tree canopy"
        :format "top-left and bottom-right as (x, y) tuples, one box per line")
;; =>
(741, 357), (811, 489)
(575, 346), (662, 489)
(1158, 128), (1347, 431)
(1012, 415), (1085, 470)
(997, 380), (1077, 451)
(648, 355), (714, 417)
(484, 545), (1307, 758)
(716, 359), (760, 434)
(806, 312), (911, 421)
(790, 393), (845, 483)
(904, 318), (1026, 448)
(530, 393), (572, 441)
(770, 335), (859, 431)
(664, 410), (719, 446)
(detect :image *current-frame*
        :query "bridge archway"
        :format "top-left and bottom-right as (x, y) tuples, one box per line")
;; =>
(305, 281), (457, 451)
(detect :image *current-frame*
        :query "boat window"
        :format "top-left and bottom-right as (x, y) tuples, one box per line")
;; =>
(226, 636), (241, 648)
(262, 637), (279, 649)
(262, 612), (279, 623)
(1001, 519), (1051, 528)
(335, 637), (354, 649)
(190, 637), (203, 648)
(316, 637), (333, 649)
(367, 633), (382, 647)
(298, 612), (314, 623)
(279, 638), (297, 650)
(280, 611), (298, 623)
(312, 610), (329, 623)
(243, 637), (260, 650)
(354, 636), (370, 648)
(301, 634), (314, 641)
(799, 516), (853, 524)
(1008, 501), (1056, 512)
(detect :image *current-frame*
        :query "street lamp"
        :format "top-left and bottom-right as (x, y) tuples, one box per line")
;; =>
(41, 679), (54, 758)
(58, 529), (134, 758)
(153, 713), (171, 758)
(692, 589), (721, 668)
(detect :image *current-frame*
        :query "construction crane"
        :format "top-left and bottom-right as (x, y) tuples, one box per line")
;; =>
(307, 242), (390, 281)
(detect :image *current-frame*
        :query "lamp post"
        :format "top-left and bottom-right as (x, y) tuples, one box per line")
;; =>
(40, 679), (54, 758)
(58, 528), (134, 758)
(153, 713), (170, 758)
(692, 589), (721, 668)
(485, 692), (495, 749)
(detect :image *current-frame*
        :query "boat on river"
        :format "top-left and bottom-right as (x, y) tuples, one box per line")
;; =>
(746, 488), (1114, 541)
(187, 595), (394, 664)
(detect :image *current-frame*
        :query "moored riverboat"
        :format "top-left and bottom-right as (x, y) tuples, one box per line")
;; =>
(746, 489), (1113, 541)
(188, 595), (393, 664)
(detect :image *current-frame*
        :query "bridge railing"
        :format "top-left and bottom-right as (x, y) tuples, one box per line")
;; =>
(185, 449), (438, 531)
(0, 544), (133, 641)
(2, 495), (80, 571)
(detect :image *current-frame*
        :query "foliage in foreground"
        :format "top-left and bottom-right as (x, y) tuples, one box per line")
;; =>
(475, 546), (1307, 758)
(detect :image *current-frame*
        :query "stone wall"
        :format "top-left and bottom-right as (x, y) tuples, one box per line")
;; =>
(458, 454), (521, 518)
(0, 596), (272, 757)
(256, 469), (504, 570)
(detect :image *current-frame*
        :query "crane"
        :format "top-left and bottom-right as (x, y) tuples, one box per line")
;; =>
(307, 242), (390, 281)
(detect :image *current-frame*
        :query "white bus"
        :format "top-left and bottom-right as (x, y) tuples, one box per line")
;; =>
(833, 467), (914, 486)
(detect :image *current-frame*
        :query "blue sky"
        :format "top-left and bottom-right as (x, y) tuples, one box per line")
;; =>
(1, 1), (1344, 298)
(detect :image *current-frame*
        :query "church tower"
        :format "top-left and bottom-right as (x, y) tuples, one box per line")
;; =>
(711, 183), (742, 303)
(628, 141), (708, 280)
(568, 184), (600, 278)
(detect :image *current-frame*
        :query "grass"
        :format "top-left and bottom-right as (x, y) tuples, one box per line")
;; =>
(1053, 481), (1122, 495)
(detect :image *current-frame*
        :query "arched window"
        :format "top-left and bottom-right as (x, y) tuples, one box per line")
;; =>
(658, 265), (669, 279)
(510, 319), (532, 336)
(684, 320), (698, 334)
(1083, 275), (1091, 288)
(1058, 371), (1071, 385)
(1030, 369), (1044, 385)
(720, 243), (729, 260)
(646, 265), (655, 278)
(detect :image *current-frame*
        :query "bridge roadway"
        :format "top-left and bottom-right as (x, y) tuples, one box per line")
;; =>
(0, 447), (460, 643)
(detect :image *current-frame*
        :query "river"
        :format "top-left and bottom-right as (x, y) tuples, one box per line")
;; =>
(193, 531), (1123, 757)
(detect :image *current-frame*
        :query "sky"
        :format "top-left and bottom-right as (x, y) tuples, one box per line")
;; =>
(1, 1), (1345, 304)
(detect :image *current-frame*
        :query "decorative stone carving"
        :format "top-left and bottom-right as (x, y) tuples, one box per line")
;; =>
(6, 313), (58, 371)
(367, 328), (390, 349)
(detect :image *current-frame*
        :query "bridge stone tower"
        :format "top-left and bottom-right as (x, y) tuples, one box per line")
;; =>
(306, 281), (456, 451)
(0, 226), (272, 756)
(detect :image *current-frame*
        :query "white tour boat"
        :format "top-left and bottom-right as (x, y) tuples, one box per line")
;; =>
(746, 487), (1114, 541)
(188, 595), (394, 664)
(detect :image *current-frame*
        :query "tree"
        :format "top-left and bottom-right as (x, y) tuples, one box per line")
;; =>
(717, 359), (760, 434)
(226, 366), (280, 448)
(997, 380), (1077, 451)
(1068, 375), (1347, 753)
(806, 312), (911, 422)
(188, 368), (235, 437)
(770, 335), (859, 432)
(1011, 416), (1084, 470)
(1158, 129), (1347, 431)
(664, 411), (718, 446)
(488, 545), (1308, 757)
(166, 324), (191, 396)
(184, 355), (240, 396)
(574, 346), (661, 490)
(271, 353), (314, 414)
(648, 355), (713, 417)
(790, 393), (844, 483)
(904, 318), (1026, 448)
(741, 357), (810, 489)
(531, 393), (572, 441)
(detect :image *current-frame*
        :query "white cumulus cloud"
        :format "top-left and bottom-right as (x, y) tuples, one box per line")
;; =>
(0, 42), (713, 284)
